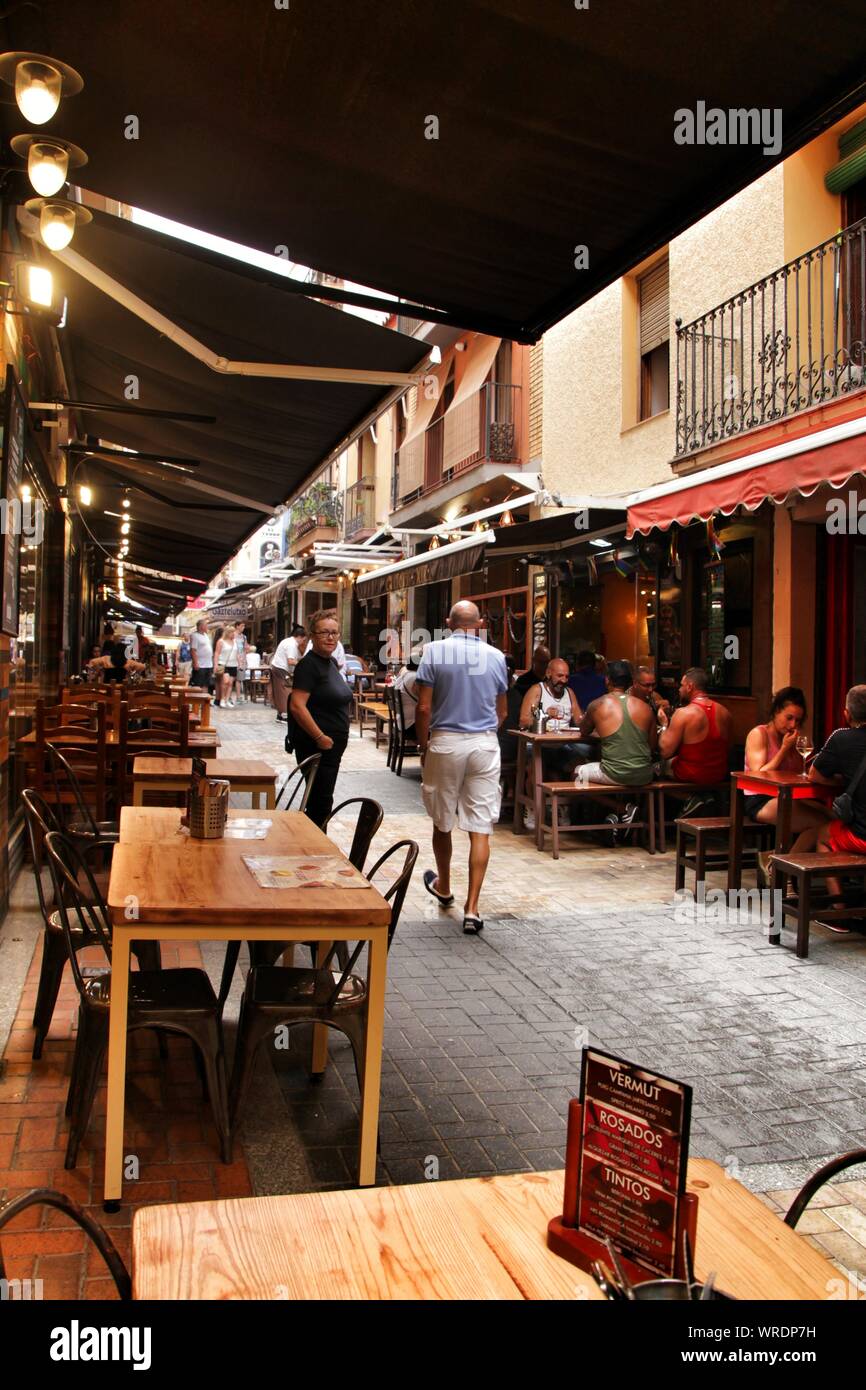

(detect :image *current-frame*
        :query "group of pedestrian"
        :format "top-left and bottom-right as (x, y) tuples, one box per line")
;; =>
(186, 618), (251, 707)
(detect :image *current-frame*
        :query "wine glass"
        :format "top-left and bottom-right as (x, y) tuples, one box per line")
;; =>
(795, 733), (813, 776)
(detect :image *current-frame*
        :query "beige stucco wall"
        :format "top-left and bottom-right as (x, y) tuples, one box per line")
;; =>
(542, 165), (786, 498)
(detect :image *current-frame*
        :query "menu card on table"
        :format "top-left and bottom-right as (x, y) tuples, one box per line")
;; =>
(242, 855), (370, 890)
(574, 1047), (692, 1277)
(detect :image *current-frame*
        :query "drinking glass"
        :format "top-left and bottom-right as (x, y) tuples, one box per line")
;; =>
(795, 733), (813, 776)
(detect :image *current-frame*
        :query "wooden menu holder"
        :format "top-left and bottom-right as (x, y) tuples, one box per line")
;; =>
(547, 1099), (699, 1284)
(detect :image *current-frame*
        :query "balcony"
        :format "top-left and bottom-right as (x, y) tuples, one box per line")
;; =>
(393, 381), (521, 506)
(288, 483), (342, 555)
(675, 217), (866, 457)
(344, 476), (377, 539)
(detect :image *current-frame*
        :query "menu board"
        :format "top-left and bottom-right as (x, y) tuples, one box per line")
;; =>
(1, 369), (25, 637)
(575, 1048), (691, 1277)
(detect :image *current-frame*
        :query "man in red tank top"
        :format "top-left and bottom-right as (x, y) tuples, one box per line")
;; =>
(658, 667), (732, 783)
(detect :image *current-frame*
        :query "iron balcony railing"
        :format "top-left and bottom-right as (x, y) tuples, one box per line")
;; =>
(344, 476), (376, 537)
(393, 381), (521, 506)
(675, 216), (866, 456)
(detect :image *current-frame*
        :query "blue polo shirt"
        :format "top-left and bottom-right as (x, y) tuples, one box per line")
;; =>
(416, 632), (509, 733)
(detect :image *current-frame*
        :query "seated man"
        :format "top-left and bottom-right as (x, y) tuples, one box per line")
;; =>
(513, 644), (551, 699)
(808, 683), (866, 935)
(631, 665), (672, 720)
(518, 657), (586, 780)
(393, 649), (421, 739)
(657, 667), (731, 784)
(575, 659), (655, 786)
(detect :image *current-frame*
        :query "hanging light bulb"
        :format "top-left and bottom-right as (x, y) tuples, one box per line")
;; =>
(428, 535), (440, 550)
(0, 51), (84, 123)
(78, 484), (92, 506)
(28, 141), (69, 195)
(121, 521), (130, 535)
(500, 509), (514, 526)
(24, 196), (92, 252)
(122, 497), (131, 510)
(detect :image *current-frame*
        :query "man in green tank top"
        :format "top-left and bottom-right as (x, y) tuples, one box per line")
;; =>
(574, 659), (655, 785)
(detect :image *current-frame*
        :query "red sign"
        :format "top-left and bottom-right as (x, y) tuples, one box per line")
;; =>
(575, 1048), (691, 1277)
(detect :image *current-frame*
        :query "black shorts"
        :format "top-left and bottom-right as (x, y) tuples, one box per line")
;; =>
(743, 793), (772, 820)
(190, 668), (212, 689)
(223, 666), (237, 678)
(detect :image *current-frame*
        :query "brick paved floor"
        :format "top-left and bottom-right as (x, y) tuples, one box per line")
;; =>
(1, 695), (864, 1297)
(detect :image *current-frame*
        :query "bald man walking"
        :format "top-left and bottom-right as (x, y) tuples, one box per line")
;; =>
(415, 601), (509, 933)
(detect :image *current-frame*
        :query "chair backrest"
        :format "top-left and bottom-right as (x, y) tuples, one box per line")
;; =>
(36, 698), (106, 737)
(323, 839), (418, 1005)
(46, 744), (106, 836)
(43, 832), (113, 993)
(22, 788), (64, 925)
(61, 686), (111, 707)
(323, 797), (384, 871)
(275, 753), (321, 812)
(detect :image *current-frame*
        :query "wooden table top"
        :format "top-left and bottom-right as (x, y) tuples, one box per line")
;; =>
(120, 807), (279, 844)
(132, 1161), (837, 1301)
(131, 757), (276, 782)
(108, 808), (391, 928)
(19, 728), (220, 748)
(731, 769), (816, 788)
(511, 728), (582, 741)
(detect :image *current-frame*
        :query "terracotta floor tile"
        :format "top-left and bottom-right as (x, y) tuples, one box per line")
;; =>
(2, 1228), (86, 1256)
(83, 1277), (122, 1300)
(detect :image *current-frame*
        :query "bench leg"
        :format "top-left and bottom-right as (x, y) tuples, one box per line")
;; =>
(695, 831), (707, 892)
(675, 826), (686, 893)
(769, 864), (783, 945)
(657, 789), (666, 854)
(551, 795), (559, 859)
(647, 788), (656, 855)
(795, 874), (811, 960)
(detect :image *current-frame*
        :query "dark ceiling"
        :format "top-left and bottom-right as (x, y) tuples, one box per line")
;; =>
(3, 1), (865, 341)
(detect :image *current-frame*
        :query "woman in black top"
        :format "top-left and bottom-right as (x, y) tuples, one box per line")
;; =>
(289, 609), (354, 825)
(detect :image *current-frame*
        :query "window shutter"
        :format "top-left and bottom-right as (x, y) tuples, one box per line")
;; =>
(639, 258), (670, 354)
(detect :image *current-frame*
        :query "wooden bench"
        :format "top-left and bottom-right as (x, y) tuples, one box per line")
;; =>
(538, 782), (656, 858)
(769, 852), (866, 958)
(357, 700), (390, 748)
(653, 780), (728, 852)
(675, 816), (773, 894)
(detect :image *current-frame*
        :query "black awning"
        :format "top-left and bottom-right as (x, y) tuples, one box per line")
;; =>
(356, 540), (490, 600)
(46, 212), (424, 580)
(4, 2), (865, 341)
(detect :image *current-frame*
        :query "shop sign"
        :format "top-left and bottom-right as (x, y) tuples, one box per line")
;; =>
(573, 1047), (692, 1277)
(207, 602), (252, 622)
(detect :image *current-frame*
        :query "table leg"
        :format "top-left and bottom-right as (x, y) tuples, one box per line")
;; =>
(310, 940), (333, 1076)
(265, 786), (275, 809)
(776, 789), (793, 853)
(132, 785), (143, 807)
(358, 931), (387, 1186)
(103, 927), (132, 1207)
(533, 745), (544, 851)
(727, 782), (744, 893)
(513, 739), (527, 834)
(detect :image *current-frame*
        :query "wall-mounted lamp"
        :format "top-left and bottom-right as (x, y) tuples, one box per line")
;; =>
(10, 133), (88, 196)
(0, 51), (83, 123)
(25, 196), (92, 250)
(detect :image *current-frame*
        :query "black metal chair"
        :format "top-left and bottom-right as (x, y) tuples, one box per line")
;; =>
(322, 797), (384, 873)
(387, 684), (421, 777)
(228, 840), (418, 1133)
(22, 790), (160, 1060)
(44, 831), (231, 1169)
(0, 1188), (130, 1299)
(47, 743), (118, 840)
(275, 752), (321, 811)
(784, 1149), (866, 1228)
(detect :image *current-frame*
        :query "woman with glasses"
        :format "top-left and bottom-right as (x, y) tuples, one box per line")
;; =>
(288, 609), (354, 825)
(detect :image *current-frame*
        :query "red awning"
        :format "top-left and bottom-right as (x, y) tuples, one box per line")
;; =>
(627, 432), (866, 536)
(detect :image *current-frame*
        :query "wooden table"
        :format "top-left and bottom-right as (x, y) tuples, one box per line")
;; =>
(727, 769), (832, 891)
(511, 729), (586, 835)
(18, 727), (220, 758)
(105, 809), (391, 1204)
(132, 1161), (838, 1300)
(131, 757), (277, 807)
(171, 687), (212, 730)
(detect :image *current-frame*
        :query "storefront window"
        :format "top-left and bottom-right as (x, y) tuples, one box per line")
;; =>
(695, 540), (753, 694)
(9, 462), (51, 819)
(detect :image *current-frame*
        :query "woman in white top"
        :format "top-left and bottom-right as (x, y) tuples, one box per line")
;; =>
(214, 624), (240, 707)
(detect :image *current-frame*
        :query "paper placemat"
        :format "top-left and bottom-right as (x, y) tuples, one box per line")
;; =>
(242, 854), (369, 890)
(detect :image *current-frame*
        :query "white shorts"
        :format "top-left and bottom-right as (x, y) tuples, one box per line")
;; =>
(422, 730), (501, 835)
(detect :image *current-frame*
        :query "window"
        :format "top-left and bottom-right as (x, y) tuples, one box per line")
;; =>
(694, 539), (753, 694)
(638, 257), (670, 420)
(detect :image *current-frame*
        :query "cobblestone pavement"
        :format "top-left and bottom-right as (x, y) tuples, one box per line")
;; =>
(220, 700), (866, 1283)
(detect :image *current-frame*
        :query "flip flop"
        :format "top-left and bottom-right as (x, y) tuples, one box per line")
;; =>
(423, 870), (454, 906)
(462, 914), (484, 934)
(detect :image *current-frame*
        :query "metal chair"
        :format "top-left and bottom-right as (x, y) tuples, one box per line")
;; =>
(44, 831), (231, 1169)
(784, 1150), (866, 1228)
(47, 743), (115, 839)
(274, 752), (321, 811)
(22, 790), (159, 1060)
(322, 797), (384, 873)
(391, 683), (421, 778)
(0, 1189), (131, 1299)
(228, 840), (418, 1132)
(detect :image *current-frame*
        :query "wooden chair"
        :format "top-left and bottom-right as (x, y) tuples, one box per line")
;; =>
(769, 852), (866, 958)
(538, 781), (656, 858)
(228, 840), (418, 1144)
(44, 830), (231, 1169)
(674, 816), (774, 895)
(33, 702), (106, 803)
(117, 703), (191, 803)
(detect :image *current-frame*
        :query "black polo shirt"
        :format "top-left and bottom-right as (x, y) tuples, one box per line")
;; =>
(813, 726), (866, 839)
(292, 650), (353, 738)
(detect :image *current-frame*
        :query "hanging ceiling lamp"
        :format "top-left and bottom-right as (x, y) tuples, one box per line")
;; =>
(25, 196), (92, 250)
(11, 133), (88, 196)
(500, 509), (514, 527)
(0, 51), (83, 124)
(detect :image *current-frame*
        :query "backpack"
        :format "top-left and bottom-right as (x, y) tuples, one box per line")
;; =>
(179, 640), (192, 662)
